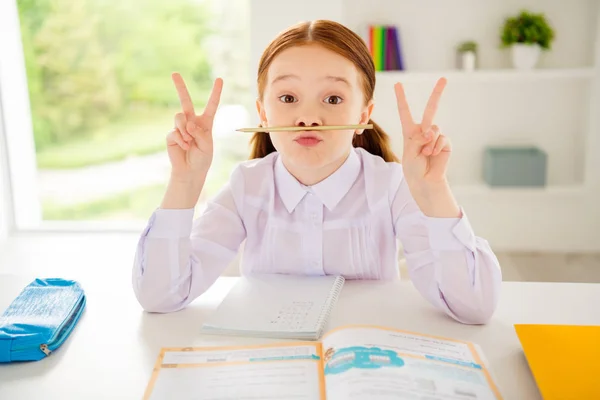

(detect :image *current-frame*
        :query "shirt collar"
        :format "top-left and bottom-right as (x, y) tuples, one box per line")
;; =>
(274, 148), (361, 213)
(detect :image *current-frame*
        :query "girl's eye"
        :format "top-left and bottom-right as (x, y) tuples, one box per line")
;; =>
(278, 94), (297, 103)
(325, 96), (343, 105)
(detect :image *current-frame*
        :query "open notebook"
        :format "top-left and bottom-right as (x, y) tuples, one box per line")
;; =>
(201, 274), (345, 340)
(144, 325), (503, 400)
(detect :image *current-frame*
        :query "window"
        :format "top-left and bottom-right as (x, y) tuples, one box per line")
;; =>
(2, 0), (251, 229)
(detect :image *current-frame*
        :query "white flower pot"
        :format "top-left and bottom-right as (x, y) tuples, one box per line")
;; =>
(460, 51), (476, 71)
(511, 43), (541, 70)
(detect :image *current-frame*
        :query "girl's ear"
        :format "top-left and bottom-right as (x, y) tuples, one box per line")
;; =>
(256, 98), (267, 126)
(356, 99), (375, 135)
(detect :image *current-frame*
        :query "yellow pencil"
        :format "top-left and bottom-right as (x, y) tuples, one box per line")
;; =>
(236, 124), (373, 132)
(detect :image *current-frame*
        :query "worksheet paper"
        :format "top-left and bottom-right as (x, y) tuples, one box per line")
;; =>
(144, 344), (324, 400)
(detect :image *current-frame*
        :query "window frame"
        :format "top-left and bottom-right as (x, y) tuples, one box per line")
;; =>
(0, 0), (43, 233)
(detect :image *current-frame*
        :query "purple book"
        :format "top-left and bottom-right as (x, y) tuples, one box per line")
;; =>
(390, 27), (404, 71)
(385, 26), (395, 70)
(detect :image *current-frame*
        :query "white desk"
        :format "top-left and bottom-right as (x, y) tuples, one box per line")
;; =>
(0, 273), (599, 399)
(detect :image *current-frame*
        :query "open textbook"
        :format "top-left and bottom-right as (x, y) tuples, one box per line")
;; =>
(143, 325), (503, 400)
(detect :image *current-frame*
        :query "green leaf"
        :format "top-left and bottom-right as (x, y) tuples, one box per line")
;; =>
(500, 10), (555, 50)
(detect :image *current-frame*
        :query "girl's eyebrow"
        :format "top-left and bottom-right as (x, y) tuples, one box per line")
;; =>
(271, 74), (351, 86)
(324, 75), (351, 86)
(271, 74), (299, 84)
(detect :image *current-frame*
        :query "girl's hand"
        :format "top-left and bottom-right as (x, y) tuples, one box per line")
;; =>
(167, 73), (223, 180)
(394, 78), (451, 190)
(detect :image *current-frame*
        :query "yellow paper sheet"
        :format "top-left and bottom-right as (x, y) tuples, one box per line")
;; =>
(514, 324), (600, 399)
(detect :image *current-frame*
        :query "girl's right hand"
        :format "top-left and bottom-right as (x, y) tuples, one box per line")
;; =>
(167, 73), (223, 179)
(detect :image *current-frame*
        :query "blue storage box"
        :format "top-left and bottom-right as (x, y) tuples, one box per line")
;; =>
(483, 146), (547, 187)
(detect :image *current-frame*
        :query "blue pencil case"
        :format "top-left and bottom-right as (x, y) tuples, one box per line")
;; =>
(0, 278), (86, 363)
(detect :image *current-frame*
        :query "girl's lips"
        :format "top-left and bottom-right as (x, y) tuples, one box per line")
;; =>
(294, 132), (323, 147)
(295, 137), (321, 146)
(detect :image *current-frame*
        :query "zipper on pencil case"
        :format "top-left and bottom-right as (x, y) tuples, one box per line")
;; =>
(11, 293), (86, 357)
(42, 294), (86, 355)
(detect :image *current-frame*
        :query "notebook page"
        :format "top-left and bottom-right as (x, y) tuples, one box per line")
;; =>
(144, 344), (324, 400)
(321, 326), (502, 400)
(202, 274), (344, 335)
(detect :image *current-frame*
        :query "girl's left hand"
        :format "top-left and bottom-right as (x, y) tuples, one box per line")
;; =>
(394, 78), (451, 189)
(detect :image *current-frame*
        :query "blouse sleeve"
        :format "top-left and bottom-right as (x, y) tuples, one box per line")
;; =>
(132, 166), (247, 313)
(391, 167), (502, 324)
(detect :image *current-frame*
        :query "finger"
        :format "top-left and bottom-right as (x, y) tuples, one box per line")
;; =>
(421, 77), (447, 131)
(432, 134), (451, 156)
(167, 128), (190, 150)
(172, 72), (196, 118)
(202, 77), (224, 120)
(394, 82), (414, 133)
(174, 113), (194, 142)
(421, 125), (440, 156)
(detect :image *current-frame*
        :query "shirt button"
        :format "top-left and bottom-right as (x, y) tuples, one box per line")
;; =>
(312, 260), (319, 266)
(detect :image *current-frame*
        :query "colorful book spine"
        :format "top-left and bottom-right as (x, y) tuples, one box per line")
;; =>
(367, 25), (404, 71)
(385, 27), (394, 70)
(390, 27), (404, 70)
(369, 25), (382, 71)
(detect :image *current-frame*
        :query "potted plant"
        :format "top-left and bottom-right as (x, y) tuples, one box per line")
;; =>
(501, 10), (555, 69)
(457, 41), (477, 71)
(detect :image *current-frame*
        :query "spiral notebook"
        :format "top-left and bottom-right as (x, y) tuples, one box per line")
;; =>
(201, 274), (345, 340)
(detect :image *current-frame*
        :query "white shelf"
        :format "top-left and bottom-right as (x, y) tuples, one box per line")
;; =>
(452, 183), (587, 197)
(376, 68), (595, 83)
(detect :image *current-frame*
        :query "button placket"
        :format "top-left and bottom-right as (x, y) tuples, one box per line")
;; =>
(305, 193), (324, 274)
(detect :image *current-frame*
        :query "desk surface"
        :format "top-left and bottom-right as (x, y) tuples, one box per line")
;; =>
(0, 273), (599, 399)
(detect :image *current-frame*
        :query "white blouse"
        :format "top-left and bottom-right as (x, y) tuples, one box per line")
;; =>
(132, 147), (502, 324)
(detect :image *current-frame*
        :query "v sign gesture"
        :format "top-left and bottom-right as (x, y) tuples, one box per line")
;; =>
(161, 73), (223, 210)
(168, 73), (223, 178)
(395, 78), (451, 186)
(394, 78), (461, 218)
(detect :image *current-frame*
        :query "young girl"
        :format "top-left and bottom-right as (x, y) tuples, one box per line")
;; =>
(132, 20), (502, 324)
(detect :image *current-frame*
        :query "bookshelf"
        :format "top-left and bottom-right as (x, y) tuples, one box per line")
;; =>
(348, 0), (600, 251)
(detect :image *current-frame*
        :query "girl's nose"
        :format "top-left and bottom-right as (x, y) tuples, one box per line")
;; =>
(294, 115), (323, 128)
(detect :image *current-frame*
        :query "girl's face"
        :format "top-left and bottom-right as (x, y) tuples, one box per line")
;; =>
(257, 44), (373, 176)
